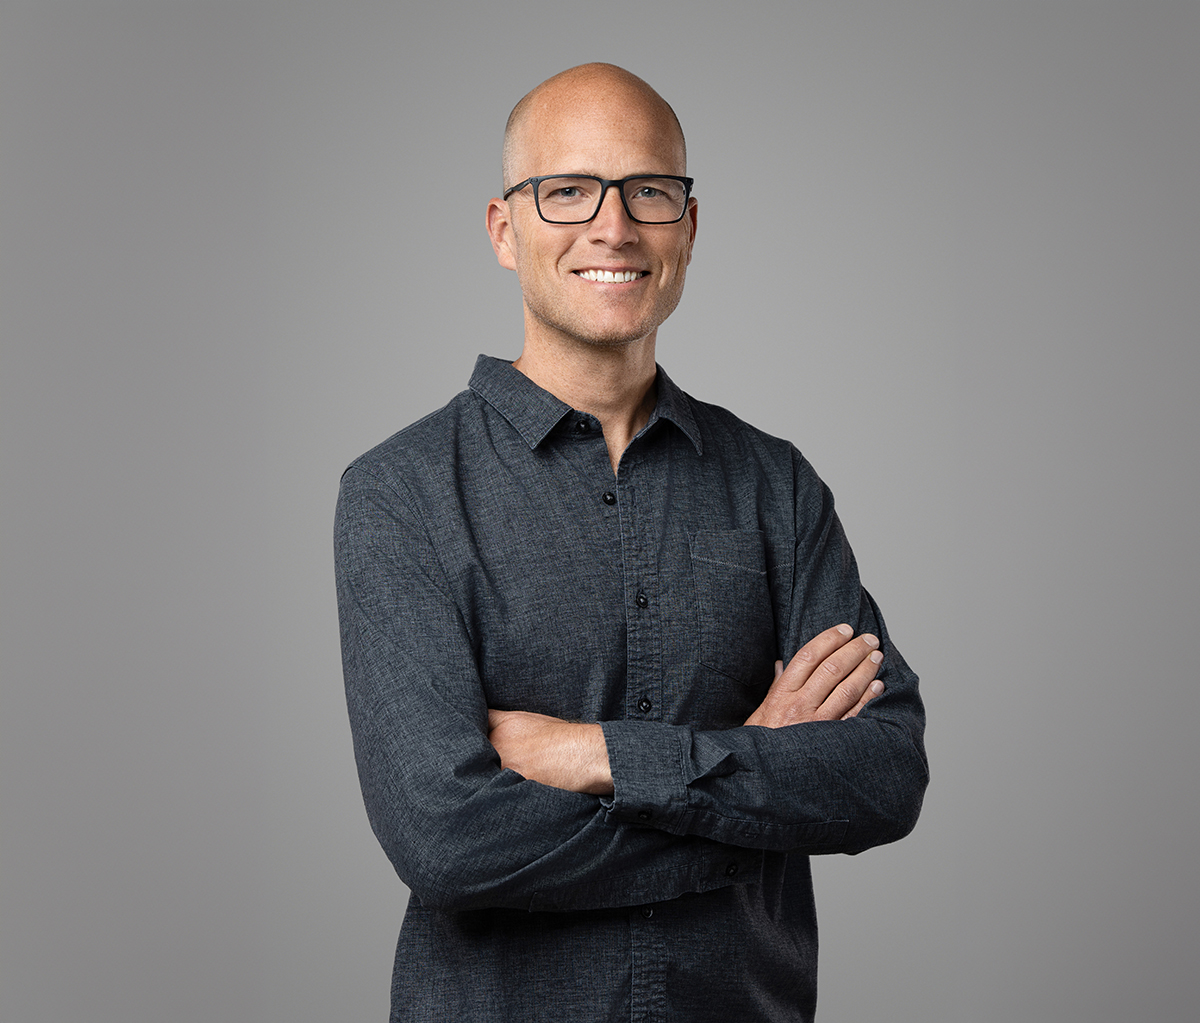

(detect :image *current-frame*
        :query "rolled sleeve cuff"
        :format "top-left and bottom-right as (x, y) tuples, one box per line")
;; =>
(600, 719), (692, 833)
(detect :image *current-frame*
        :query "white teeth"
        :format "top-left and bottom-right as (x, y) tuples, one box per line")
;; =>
(578, 269), (642, 283)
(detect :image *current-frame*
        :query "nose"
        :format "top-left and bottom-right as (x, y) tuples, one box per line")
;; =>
(586, 183), (639, 246)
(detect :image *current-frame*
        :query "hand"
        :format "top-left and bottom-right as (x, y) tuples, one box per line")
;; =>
(487, 709), (614, 796)
(744, 624), (884, 729)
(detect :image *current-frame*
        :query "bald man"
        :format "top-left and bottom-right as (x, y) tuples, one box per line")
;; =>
(336, 64), (927, 1022)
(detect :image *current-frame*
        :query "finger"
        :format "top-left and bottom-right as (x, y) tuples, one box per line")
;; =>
(789, 633), (880, 713)
(812, 647), (884, 721)
(769, 624), (856, 695)
(841, 673), (885, 720)
(747, 630), (878, 728)
(774, 660), (784, 681)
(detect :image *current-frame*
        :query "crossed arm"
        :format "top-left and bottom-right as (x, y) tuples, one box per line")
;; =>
(337, 460), (926, 911)
(488, 625), (885, 796)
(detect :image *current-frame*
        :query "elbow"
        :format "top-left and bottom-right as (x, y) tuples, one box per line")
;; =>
(881, 769), (927, 846)
(381, 838), (459, 910)
(369, 802), (536, 913)
(396, 861), (496, 913)
(887, 735), (929, 838)
(844, 728), (929, 853)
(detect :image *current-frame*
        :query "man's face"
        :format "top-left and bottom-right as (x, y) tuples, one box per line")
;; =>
(487, 85), (697, 351)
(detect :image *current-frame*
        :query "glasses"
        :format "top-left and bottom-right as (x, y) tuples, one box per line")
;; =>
(502, 174), (694, 225)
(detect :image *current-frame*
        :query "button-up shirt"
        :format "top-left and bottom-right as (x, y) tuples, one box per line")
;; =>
(335, 355), (927, 1022)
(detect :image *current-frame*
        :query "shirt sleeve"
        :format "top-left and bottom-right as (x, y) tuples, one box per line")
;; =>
(335, 464), (762, 913)
(599, 450), (928, 854)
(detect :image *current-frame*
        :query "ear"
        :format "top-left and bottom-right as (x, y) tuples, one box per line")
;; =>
(684, 197), (698, 266)
(486, 197), (518, 271)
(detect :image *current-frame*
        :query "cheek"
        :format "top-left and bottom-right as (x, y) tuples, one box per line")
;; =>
(663, 231), (694, 277)
(666, 248), (692, 284)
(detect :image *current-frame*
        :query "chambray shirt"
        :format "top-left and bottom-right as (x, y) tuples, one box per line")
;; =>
(335, 355), (927, 1022)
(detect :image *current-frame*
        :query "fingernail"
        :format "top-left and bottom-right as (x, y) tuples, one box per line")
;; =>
(863, 634), (879, 649)
(870, 680), (885, 694)
(837, 624), (853, 637)
(869, 650), (883, 664)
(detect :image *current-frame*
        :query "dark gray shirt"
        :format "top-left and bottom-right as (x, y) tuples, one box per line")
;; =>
(335, 355), (927, 1022)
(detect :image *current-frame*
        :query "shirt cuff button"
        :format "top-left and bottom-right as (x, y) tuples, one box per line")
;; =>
(725, 862), (739, 877)
(637, 810), (652, 821)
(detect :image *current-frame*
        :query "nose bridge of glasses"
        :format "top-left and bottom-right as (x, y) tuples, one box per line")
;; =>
(594, 179), (635, 224)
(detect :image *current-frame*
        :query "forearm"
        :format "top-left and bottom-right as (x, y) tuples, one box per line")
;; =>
(488, 622), (924, 856)
(487, 711), (613, 796)
(347, 674), (760, 911)
(486, 688), (924, 857)
(600, 689), (927, 854)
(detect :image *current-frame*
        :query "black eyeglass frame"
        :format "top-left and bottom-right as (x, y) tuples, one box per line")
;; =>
(502, 174), (695, 225)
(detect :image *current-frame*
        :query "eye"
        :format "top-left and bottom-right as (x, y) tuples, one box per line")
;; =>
(625, 178), (686, 204)
(537, 177), (598, 206)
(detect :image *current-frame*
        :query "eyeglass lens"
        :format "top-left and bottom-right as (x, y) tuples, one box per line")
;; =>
(535, 177), (688, 224)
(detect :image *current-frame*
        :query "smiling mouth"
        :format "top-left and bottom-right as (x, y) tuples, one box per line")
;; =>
(574, 269), (648, 283)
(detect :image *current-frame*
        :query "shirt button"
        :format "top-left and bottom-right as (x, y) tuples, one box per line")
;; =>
(575, 419), (591, 434)
(635, 592), (649, 608)
(637, 697), (652, 714)
(637, 810), (652, 821)
(641, 907), (654, 919)
(725, 862), (739, 877)
(602, 491), (616, 505)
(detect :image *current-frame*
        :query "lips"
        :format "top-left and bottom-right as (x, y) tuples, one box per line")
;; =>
(574, 269), (648, 283)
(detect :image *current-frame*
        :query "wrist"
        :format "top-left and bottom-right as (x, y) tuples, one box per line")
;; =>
(575, 722), (613, 796)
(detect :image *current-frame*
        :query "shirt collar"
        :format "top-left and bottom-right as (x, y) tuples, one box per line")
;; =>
(646, 363), (703, 455)
(468, 355), (703, 455)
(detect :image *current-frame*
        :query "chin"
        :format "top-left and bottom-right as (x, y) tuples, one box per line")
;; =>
(575, 330), (649, 349)
(544, 315), (657, 349)
(525, 295), (666, 351)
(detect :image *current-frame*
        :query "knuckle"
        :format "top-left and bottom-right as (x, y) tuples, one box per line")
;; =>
(817, 658), (843, 681)
(793, 645), (818, 667)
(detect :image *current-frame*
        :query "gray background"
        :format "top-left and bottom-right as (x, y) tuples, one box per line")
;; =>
(3, 2), (1197, 1021)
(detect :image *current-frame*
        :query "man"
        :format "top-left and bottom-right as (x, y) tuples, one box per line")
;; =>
(335, 63), (927, 1022)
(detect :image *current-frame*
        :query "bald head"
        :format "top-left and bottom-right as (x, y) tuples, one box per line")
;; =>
(501, 63), (686, 189)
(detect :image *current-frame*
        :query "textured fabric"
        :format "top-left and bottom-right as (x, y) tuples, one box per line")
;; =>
(335, 355), (927, 1022)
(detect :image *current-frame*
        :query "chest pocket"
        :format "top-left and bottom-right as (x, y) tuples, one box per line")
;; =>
(689, 529), (777, 688)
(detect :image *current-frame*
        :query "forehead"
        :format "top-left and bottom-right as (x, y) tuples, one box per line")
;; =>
(514, 87), (685, 179)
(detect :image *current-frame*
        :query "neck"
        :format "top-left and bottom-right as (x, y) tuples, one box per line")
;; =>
(514, 333), (658, 475)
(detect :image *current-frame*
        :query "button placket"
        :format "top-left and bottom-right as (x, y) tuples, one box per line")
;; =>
(616, 481), (663, 725)
(629, 893), (667, 1023)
